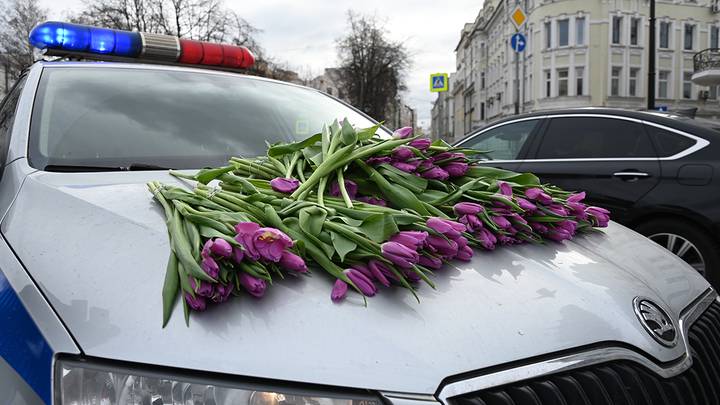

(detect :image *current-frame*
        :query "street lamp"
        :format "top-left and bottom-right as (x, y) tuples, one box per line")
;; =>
(647, 0), (656, 110)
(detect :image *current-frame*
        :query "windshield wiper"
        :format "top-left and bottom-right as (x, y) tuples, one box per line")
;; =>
(44, 163), (173, 172)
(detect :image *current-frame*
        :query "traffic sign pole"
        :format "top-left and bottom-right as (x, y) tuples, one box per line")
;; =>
(509, 5), (527, 116)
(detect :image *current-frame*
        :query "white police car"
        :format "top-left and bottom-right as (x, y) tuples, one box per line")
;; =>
(1, 21), (719, 405)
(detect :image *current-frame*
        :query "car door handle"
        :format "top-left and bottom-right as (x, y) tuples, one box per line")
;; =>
(613, 171), (650, 179)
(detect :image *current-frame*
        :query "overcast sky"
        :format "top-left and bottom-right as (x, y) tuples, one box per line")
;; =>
(40, 0), (480, 128)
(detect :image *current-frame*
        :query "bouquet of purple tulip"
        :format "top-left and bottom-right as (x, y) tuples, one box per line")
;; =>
(150, 119), (610, 326)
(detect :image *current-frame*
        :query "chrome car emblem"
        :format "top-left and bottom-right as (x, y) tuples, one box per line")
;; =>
(633, 297), (677, 347)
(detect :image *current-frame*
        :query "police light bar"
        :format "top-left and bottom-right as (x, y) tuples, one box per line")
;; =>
(29, 21), (255, 70)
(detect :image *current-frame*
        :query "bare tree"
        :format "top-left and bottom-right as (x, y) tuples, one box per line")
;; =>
(73, 0), (261, 53)
(336, 11), (410, 121)
(0, 0), (47, 79)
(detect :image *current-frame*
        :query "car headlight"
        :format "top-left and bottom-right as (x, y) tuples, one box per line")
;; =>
(56, 359), (384, 405)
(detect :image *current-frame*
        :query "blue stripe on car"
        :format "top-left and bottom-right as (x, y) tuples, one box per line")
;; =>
(0, 269), (53, 404)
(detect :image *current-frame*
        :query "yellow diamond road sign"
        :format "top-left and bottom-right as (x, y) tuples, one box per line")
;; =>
(511, 6), (527, 30)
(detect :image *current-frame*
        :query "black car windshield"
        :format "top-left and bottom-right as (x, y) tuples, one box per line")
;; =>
(29, 66), (382, 170)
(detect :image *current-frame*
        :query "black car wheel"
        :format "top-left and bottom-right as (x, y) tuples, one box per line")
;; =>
(636, 219), (719, 288)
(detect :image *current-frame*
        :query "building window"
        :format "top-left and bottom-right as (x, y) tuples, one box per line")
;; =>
(684, 24), (695, 50)
(545, 70), (551, 97)
(710, 86), (718, 100)
(611, 67), (621, 96)
(630, 18), (640, 46)
(557, 68), (569, 96)
(683, 72), (693, 99)
(558, 19), (569, 47)
(658, 70), (670, 98)
(659, 22), (670, 48)
(545, 21), (552, 48)
(575, 67), (584, 96)
(326, 87), (333, 95)
(480, 102), (485, 121)
(711, 26), (719, 49)
(576, 17), (585, 45)
(481, 72), (485, 89)
(629, 68), (639, 96)
(612, 16), (622, 44)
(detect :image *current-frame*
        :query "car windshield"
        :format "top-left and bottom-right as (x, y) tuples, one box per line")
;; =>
(29, 66), (383, 170)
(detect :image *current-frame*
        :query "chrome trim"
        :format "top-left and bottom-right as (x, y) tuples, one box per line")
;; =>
(436, 288), (717, 403)
(456, 113), (710, 163)
(613, 172), (650, 177)
(633, 296), (678, 348)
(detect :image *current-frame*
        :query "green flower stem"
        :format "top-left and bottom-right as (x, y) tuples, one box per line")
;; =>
(296, 159), (307, 182)
(317, 177), (328, 207)
(285, 151), (301, 178)
(335, 169), (354, 208)
(290, 143), (355, 198)
(355, 160), (430, 216)
(229, 158), (280, 179)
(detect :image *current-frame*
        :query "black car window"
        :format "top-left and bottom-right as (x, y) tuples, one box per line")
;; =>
(536, 117), (655, 159)
(0, 77), (26, 168)
(646, 125), (696, 157)
(461, 119), (539, 160)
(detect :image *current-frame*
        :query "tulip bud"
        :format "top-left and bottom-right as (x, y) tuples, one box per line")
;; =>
(279, 251), (308, 273)
(392, 126), (413, 139)
(331, 279), (348, 302)
(270, 177), (301, 193)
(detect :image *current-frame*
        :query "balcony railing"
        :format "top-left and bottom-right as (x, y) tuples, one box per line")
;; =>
(693, 48), (720, 73)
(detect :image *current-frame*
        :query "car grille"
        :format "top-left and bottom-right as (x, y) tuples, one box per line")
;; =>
(451, 300), (720, 405)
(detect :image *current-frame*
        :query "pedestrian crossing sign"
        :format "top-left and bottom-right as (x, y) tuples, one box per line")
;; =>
(430, 73), (448, 92)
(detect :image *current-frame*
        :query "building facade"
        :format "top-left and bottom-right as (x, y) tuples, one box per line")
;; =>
(431, 73), (455, 141)
(433, 0), (720, 142)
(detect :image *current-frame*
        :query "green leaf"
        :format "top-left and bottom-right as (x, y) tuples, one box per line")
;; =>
(268, 133), (321, 157)
(198, 226), (240, 246)
(355, 160), (429, 215)
(356, 123), (382, 141)
(359, 214), (399, 242)
(298, 206), (327, 236)
(330, 231), (357, 261)
(378, 164), (428, 193)
(417, 189), (450, 203)
(193, 165), (235, 184)
(302, 144), (324, 168)
(184, 220), (201, 260)
(161, 252), (180, 327)
(340, 118), (358, 145)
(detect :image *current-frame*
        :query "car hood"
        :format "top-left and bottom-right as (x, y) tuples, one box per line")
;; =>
(1, 171), (711, 394)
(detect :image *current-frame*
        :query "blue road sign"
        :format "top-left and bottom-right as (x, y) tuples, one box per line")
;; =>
(657, 106), (668, 112)
(510, 33), (526, 52)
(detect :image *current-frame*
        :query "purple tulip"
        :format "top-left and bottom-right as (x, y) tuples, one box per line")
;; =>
(381, 241), (420, 268)
(331, 279), (348, 302)
(430, 152), (452, 162)
(211, 283), (234, 303)
(525, 187), (553, 205)
(530, 222), (549, 234)
(392, 146), (414, 161)
(367, 156), (392, 165)
(351, 263), (374, 279)
(454, 202), (484, 216)
(498, 234), (520, 245)
(390, 231), (428, 250)
(208, 238), (232, 258)
(235, 222), (261, 261)
(517, 197), (537, 212)
(497, 181), (512, 196)
(279, 251), (308, 273)
(252, 227), (293, 262)
(419, 254), (443, 269)
(345, 268), (377, 296)
(357, 196), (387, 206)
(232, 247), (244, 264)
(239, 273), (266, 297)
(369, 260), (398, 283)
(270, 177), (301, 193)
(548, 204), (569, 217)
(329, 179), (358, 199)
(201, 256), (220, 278)
(586, 206), (610, 227)
(404, 269), (421, 282)
(557, 220), (578, 235)
(456, 245), (474, 261)
(568, 192), (586, 203)
(393, 126), (413, 139)
(427, 217), (467, 239)
(364, 262), (390, 287)
(190, 278), (214, 297)
(491, 215), (512, 230)
(459, 214), (483, 232)
(409, 138), (432, 150)
(392, 161), (419, 173)
(476, 228), (497, 250)
(420, 166), (450, 180)
(185, 293), (207, 311)
(444, 161), (469, 177)
(425, 235), (459, 257)
(567, 201), (588, 220)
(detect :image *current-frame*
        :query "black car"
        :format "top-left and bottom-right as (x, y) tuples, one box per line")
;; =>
(456, 108), (720, 289)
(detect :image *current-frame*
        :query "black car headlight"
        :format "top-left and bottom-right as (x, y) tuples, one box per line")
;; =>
(56, 358), (383, 405)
